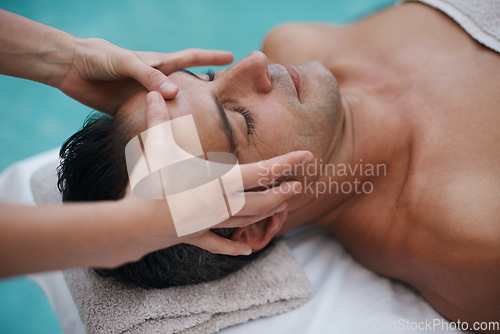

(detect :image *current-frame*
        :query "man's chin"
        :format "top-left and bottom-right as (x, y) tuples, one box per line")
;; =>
(296, 60), (340, 107)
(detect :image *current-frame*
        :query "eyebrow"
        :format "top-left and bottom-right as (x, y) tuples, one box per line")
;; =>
(212, 95), (237, 153)
(176, 69), (238, 155)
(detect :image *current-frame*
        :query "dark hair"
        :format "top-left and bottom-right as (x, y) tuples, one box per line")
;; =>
(58, 111), (272, 289)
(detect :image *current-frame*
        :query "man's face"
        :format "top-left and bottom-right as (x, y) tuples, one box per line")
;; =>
(121, 50), (343, 173)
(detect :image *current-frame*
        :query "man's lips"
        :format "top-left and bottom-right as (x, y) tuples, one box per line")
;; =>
(284, 64), (301, 100)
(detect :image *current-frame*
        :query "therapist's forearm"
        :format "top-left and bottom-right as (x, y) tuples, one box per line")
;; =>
(0, 9), (77, 87)
(0, 201), (144, 278)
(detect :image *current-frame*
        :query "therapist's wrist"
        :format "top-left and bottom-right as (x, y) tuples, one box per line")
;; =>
(42, 33), (82, 88)
(108, 196), (179, 266)
(0, 10), (78, 87)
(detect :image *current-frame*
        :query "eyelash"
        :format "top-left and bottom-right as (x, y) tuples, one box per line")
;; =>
(235, 106), (255, 135)
(205, 69), (255, 135)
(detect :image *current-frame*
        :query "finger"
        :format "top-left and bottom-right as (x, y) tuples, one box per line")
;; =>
(129, 49), (233, 99)
(187, 231), (252, 256)
(146, 49), (234, 74)
(145, 91), (170, 127)
(215, 200), (288, 229)
(237, 181), (301, 216)
(139, 91), (172, 164)
(215, 180), (302, 230)
(240, 151), (313, 189)
(215, 181), (301, 229)
(118, 53), (179, 99)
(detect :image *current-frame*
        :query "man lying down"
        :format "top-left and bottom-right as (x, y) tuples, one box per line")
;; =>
(57, 0), (500, 331)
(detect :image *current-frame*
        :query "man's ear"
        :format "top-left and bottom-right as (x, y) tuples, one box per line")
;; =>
(230, 211), (287, 252)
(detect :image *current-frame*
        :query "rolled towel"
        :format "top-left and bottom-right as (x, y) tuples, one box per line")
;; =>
(30, 159), (313, 334)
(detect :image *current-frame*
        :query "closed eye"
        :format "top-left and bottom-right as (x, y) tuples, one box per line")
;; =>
(176, 68), (213, 81)
(234, 106), (255, 135)
(204, 70), (254, 135)
(177, 68), (254, 135)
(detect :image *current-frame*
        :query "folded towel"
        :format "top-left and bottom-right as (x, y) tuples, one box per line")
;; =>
(30, 160), (313, 334)
(64, 241), (312, 334)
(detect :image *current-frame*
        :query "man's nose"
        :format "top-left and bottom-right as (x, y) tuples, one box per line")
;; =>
(220, 51), (272, 94)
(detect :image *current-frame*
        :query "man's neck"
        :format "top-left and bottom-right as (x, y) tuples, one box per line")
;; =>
(282, 83), (413, 234)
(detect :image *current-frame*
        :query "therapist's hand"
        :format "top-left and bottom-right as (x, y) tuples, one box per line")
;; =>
(0, 10), (233, 113)
(57, 39), (234, 114)
(121, 160), (302, 259)
(118, 91), (313, 259)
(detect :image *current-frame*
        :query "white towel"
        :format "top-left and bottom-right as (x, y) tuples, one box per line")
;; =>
(408, 0), (500, 53)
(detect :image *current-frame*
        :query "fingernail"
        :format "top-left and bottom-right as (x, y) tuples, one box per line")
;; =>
(147, 91), (163, 105)
(239, 248), (252, 256)
(293, 182), (303, 195)
(277, 202), (287, 213)
(302, 153), (313, 165)
(159, 81), (177, 95)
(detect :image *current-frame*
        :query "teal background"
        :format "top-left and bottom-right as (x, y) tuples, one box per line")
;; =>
(0, 276), (63, 333)
(0, 0), (397, 332)
(0, 0), (398, 173)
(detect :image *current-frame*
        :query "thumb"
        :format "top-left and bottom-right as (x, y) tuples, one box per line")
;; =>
(124, 55), (179, 99)
(145, 91), (170, 128)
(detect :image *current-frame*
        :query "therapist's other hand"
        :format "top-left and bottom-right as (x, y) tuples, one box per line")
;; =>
(120, 92), (312, 259)
(57, 39), (233, 114)
(181, 152), (305, 256)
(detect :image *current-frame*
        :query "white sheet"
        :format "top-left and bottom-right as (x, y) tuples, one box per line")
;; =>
(0, 149), (465, 334)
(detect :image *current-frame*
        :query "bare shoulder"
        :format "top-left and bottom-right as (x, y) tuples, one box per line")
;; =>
(405, 170), (500, 326)
(262, 22), (347, 64)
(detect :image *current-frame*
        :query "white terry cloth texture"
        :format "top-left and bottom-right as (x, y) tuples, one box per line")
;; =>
(1, 149), (464, 334)
(29, 153), (313, 333)
(407, 0), (500, 54)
